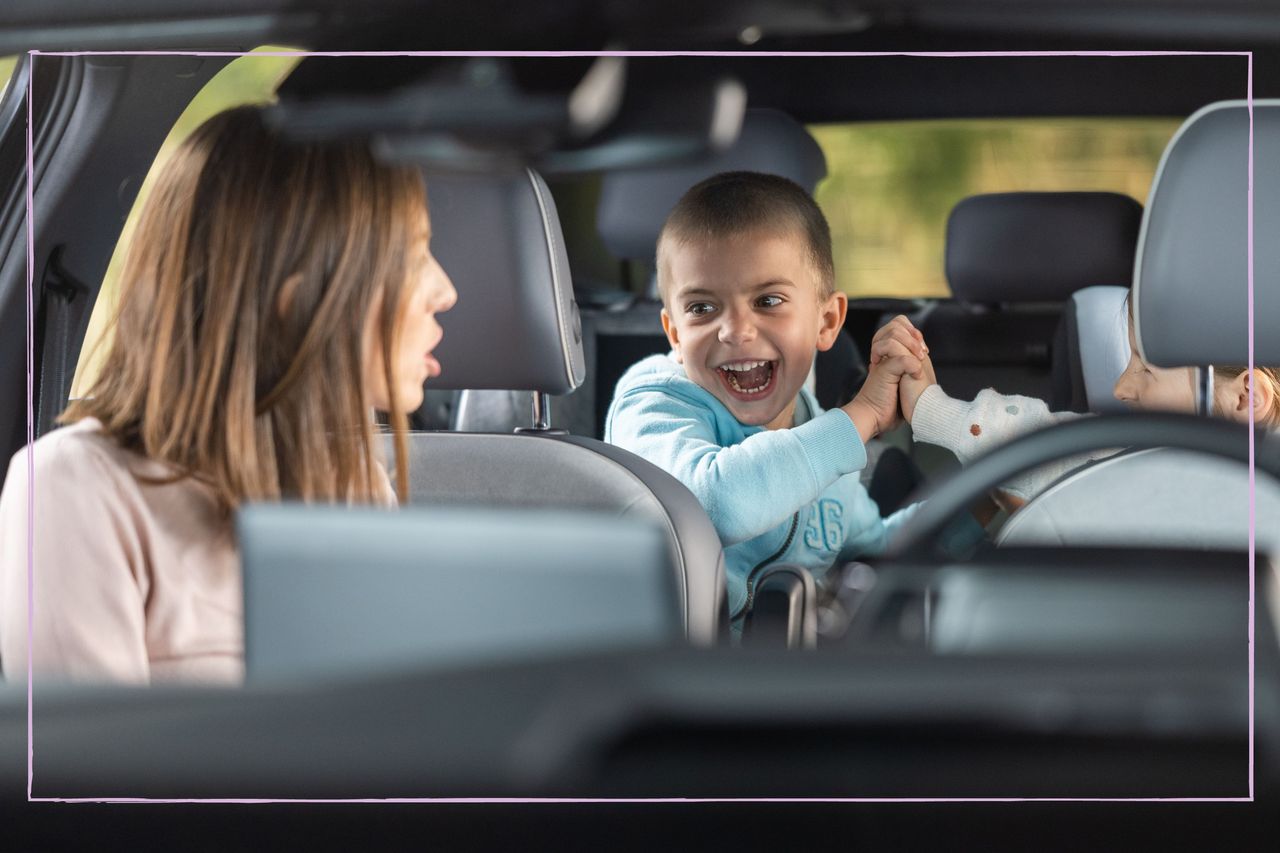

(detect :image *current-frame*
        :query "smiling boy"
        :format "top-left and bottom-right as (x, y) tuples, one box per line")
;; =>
(605, 171), (977, 622)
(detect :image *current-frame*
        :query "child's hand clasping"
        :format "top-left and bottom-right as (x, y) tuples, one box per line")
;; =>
(842, 315), (928, 442)
(899, 329), (938, 424)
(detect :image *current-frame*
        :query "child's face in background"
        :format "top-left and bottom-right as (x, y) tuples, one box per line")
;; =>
(1112, 318), (1242, 415)
(660, 228), (845, 429)
(1113, 321), (1197, 412)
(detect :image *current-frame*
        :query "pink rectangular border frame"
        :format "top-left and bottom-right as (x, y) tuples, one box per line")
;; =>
(20, 48), (1259, 804)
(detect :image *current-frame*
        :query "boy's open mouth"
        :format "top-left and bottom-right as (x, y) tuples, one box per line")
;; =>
(716, 360), (777, 399)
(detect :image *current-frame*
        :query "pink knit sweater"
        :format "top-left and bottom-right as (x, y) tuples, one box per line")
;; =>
(0, 418), (393, 686)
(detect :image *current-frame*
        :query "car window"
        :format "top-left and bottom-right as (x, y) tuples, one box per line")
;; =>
(811, 118), (1182, 299)
(0, 56), (15, 99)
(549, 174), (630, 295)
(69, 49), (301, 399)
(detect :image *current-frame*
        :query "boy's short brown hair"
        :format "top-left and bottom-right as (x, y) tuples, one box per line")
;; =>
(655, 170), (836, 304)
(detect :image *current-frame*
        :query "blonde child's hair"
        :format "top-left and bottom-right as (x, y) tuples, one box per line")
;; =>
(1213, 364), (1280, 428)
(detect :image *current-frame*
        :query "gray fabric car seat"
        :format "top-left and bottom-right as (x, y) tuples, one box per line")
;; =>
(997, 447), (1280, 553)
(403, 167), (726, 644)
(904, 193), (1142, 478)
(595, 107), (828, 268)
(453, 108), (866, 439)
(1134, 100), (1280, 368)
(1000, 100), (1280, 554)
(917, 192), (1142, 405)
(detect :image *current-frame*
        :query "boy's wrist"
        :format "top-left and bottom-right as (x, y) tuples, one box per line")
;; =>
(843, 398), (881, 444)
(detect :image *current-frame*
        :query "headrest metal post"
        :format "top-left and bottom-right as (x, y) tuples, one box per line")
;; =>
(1198, 365), (1215, 417)
(532, 391), (551, 431)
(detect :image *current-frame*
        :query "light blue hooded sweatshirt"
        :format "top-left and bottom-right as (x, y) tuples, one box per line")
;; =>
(605, 354), (981, 619)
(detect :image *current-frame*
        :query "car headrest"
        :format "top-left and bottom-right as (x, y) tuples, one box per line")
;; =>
(425, 167), (585, 394)
(595, 108), (828, 262)
(1134, 99), (1280, 367)
(946, 192), (1143, 303)
(1072, 285), (1132, 413)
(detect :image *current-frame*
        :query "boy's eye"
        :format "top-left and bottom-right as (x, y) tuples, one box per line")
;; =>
(686, 302), (715, 316)
(756, 294), (784, 308)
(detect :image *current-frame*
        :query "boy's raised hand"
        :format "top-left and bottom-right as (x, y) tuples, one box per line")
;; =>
(842, 315), (927, 443)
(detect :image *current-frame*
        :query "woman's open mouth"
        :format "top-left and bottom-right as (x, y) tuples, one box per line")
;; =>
(424, 353), (442, 378)
(716, 360), (777, 400)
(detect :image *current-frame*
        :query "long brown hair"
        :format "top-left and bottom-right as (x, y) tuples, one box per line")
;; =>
(63, 105), (421, 512)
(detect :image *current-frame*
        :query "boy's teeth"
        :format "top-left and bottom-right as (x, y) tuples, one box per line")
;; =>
(719, 360), (774, 394)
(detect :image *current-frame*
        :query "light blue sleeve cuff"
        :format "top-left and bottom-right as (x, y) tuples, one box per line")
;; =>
(791, 408), (868, 488)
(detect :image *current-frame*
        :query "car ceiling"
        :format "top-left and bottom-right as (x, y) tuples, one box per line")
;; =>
(0, 1), (1278, 122)
(4, 1), (1280, 50)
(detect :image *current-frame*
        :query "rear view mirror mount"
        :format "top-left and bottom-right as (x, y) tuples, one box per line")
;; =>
(266, 55), (746, 174)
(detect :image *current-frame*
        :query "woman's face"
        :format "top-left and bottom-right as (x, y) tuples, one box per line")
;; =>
(364, 206), (457, 414)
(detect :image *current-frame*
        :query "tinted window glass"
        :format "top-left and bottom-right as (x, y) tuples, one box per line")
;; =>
(0, 56), (16, 100)
(810, 118), (1181, 298)
(71, 49), (302, 397)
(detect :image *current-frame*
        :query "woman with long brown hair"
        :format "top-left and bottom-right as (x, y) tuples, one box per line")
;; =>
(0, 105), (456, 684)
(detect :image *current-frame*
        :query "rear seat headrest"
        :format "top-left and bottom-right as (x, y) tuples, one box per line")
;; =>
(596, 108), (828, 262)
(946, 192), (1142, 303)
(1134, 99), (1280, 367)
(424, 167), (585, 395)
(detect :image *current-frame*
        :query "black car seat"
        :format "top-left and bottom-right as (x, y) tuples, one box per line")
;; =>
(453, 108), (866, 439)
(918, 191), (1142, 403)
(904, 192), (1142, 476)
(402, 166), (726, 644)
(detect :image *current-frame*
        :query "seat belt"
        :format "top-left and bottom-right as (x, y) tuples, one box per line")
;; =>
(34, 245), (90, 437)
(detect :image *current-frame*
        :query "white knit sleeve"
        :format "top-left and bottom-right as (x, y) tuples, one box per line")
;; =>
(909, 385), (1109, 500)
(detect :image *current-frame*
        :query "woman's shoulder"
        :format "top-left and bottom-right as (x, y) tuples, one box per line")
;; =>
(14, 416), (112, 462)
(4, 418), (149, 494)
(372, 457), (398, 507)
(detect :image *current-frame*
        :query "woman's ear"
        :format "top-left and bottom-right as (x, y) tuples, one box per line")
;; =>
(815, 291), (848, 352)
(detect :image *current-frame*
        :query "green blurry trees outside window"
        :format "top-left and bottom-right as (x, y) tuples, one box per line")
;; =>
(0, 57), (16, 99)
(71, 50), (301, 397)
(810, 118), (1181, 298)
